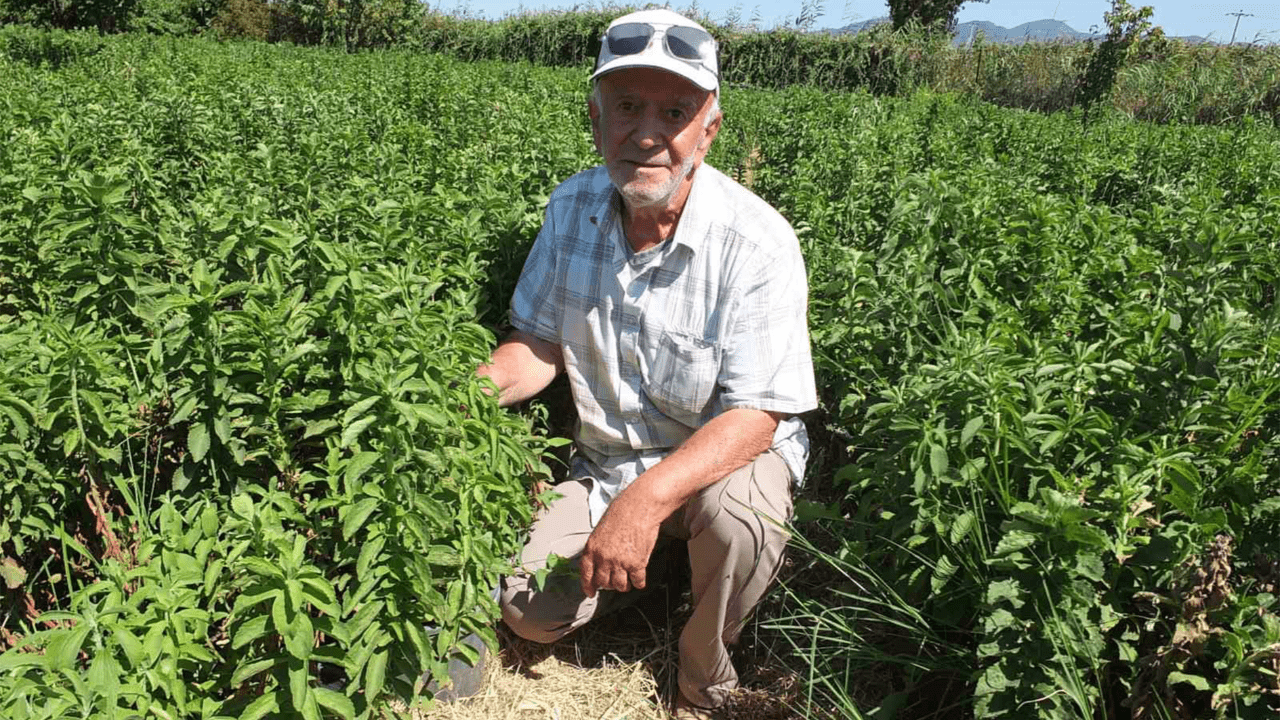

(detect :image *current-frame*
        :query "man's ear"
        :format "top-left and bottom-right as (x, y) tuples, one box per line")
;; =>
(699, 109), (722, 155)
(587, 99), (603, 155)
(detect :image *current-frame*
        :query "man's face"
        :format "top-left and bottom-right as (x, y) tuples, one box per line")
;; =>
(589, 68), (721, 210)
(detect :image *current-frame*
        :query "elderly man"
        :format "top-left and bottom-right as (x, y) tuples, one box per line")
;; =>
(477, 9), (817, 718)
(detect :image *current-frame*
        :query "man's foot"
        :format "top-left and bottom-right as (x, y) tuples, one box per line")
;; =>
(672, 693), (726, 720)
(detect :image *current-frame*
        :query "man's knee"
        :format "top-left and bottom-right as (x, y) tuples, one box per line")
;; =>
(685, 454), (792, 550)
(689, 501), (789, 563)
(499, 574), (578, 645)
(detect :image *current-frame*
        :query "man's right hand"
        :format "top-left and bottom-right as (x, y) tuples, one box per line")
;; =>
(476, 330), (564, 407)
(578, 493), (662, 597)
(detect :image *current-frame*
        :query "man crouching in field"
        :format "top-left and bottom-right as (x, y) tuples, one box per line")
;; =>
(477, 9), (817, 718)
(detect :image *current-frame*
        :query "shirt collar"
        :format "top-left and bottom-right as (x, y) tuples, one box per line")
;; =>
(669, 165), (713, 256)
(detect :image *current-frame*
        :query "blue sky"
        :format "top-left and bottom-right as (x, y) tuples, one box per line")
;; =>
(438, 0), (1280, 43)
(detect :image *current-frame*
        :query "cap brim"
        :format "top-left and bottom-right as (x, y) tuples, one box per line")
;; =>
(590, 55), (719, 93)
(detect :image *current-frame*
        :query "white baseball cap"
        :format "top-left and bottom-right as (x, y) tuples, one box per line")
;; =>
(591, 9), (720, 93)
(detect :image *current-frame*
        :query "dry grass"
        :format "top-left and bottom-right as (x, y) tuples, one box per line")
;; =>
(416, 644), (664, 720)
(413, 577), (815, 720)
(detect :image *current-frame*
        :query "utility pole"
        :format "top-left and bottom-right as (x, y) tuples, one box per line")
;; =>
(1227, 10), (1254, 45)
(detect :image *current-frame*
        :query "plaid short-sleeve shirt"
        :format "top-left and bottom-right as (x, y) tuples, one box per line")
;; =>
(511, 164), (818, 525)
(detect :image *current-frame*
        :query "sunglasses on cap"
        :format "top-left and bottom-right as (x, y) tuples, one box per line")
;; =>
(599, 22), (717, 71)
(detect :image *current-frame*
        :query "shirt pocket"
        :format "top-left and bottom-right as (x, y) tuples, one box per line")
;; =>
(640, 329), (719, 419)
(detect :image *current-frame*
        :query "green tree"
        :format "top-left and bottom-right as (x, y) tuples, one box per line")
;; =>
(1076, 0), (1165, 124)
(888, 0), (987, 32)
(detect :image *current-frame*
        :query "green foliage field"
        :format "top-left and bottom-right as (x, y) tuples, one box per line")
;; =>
(752, 86), (1280, 719)
(0, 30), (1277, 720)
(0, 35), (586, 719)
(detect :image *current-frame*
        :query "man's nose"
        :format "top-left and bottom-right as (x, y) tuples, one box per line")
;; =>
(630, 115), (662, 149)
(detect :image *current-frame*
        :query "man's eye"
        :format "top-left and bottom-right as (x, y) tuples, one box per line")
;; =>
(667, 109), (686, 121)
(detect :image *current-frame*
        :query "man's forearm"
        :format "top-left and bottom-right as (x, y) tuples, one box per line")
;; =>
(610, 408), (783, 524)
(476, 330), (564, 407)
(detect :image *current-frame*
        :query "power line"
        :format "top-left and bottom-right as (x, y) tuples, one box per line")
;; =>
(1226, 10), (1254, 44)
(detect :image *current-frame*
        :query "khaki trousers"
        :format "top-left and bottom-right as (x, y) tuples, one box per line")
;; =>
(500, 451), (793, 709)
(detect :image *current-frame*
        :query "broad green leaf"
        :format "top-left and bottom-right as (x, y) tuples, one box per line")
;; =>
(960, 417), (984, 448)
(340, 416), (377, 448)
(344, 451), (380, 488)
(233, 615), (271, 650)
(1038, 430), (1065, 455)
(313, 687), (355, 720)
(46, 623), (91, 672)
(231, 494), (254, 521)
(949, 511), (975, 545)
(0, 649), (46, 671)
(1167, 671), (1211, 691)
(343, 396), (380, 427)
(1034, 364), (1069, 377)
(1075, 553), (1106, 582)
(273, 591), (294, 634)
(929, 444), (948, 478)
(231, 657), (277, 686)
(930, 554), (957, 595)
(289, 660), (310, 710)
(1063, 523), (1110, 549)
(357, 535), (386, 578)
(975, 662), (1010, 696)
(300, 690), (323, 720)
(303, 419), (339, 439)
(285, 612), (314, 660)
(115, 628), (144, 668)
(239, 691), (281, 720)
(411, 404), (448, 428)
(994, 529), (1039, 557)
(982, 608), (1018, 633)
(343, 498), (379, 540)
(189, 423), (211, 463)
(1252, 497), (1280, 519)
(985, 579), (1024, 608)
(365, 648), (388, 701)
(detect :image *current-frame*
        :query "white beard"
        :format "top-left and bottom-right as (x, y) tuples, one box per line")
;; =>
(610, 152), (697, 209)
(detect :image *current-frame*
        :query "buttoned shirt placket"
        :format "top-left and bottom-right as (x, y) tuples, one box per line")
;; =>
(602, 206), (659, 452)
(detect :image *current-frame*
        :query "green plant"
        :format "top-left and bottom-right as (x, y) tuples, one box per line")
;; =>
(1076, 0), (1165, 125)
(725, 86), (1280, 717)
(0, 36), (591, 717)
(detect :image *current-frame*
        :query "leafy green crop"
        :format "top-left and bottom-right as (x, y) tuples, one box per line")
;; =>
(0, 34), (593, 718)
(0, 29), (1277, 720)
(730, 87), (1280, 718)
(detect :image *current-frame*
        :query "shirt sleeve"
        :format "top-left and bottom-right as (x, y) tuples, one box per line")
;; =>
(509, 202), (560, 344)
(717, 240), (818, 415)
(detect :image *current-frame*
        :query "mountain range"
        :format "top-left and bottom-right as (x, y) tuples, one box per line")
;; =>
(830, 18), (1207, 45)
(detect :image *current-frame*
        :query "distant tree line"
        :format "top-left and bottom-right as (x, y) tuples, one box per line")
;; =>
(0, 0), (993, 46)
(888, 0), (988, 32)
(1, 0), (1274, 128)
(0, 0), (424, 47)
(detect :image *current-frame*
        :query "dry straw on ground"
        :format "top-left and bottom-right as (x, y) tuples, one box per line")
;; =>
(411, 580), (810, 720)
(417, 647), (664, 720)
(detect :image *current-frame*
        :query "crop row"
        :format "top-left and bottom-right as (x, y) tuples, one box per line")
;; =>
(0, 35), (588, 719)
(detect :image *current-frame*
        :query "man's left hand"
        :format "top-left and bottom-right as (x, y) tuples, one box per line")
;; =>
(579, 496), (662, 597)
